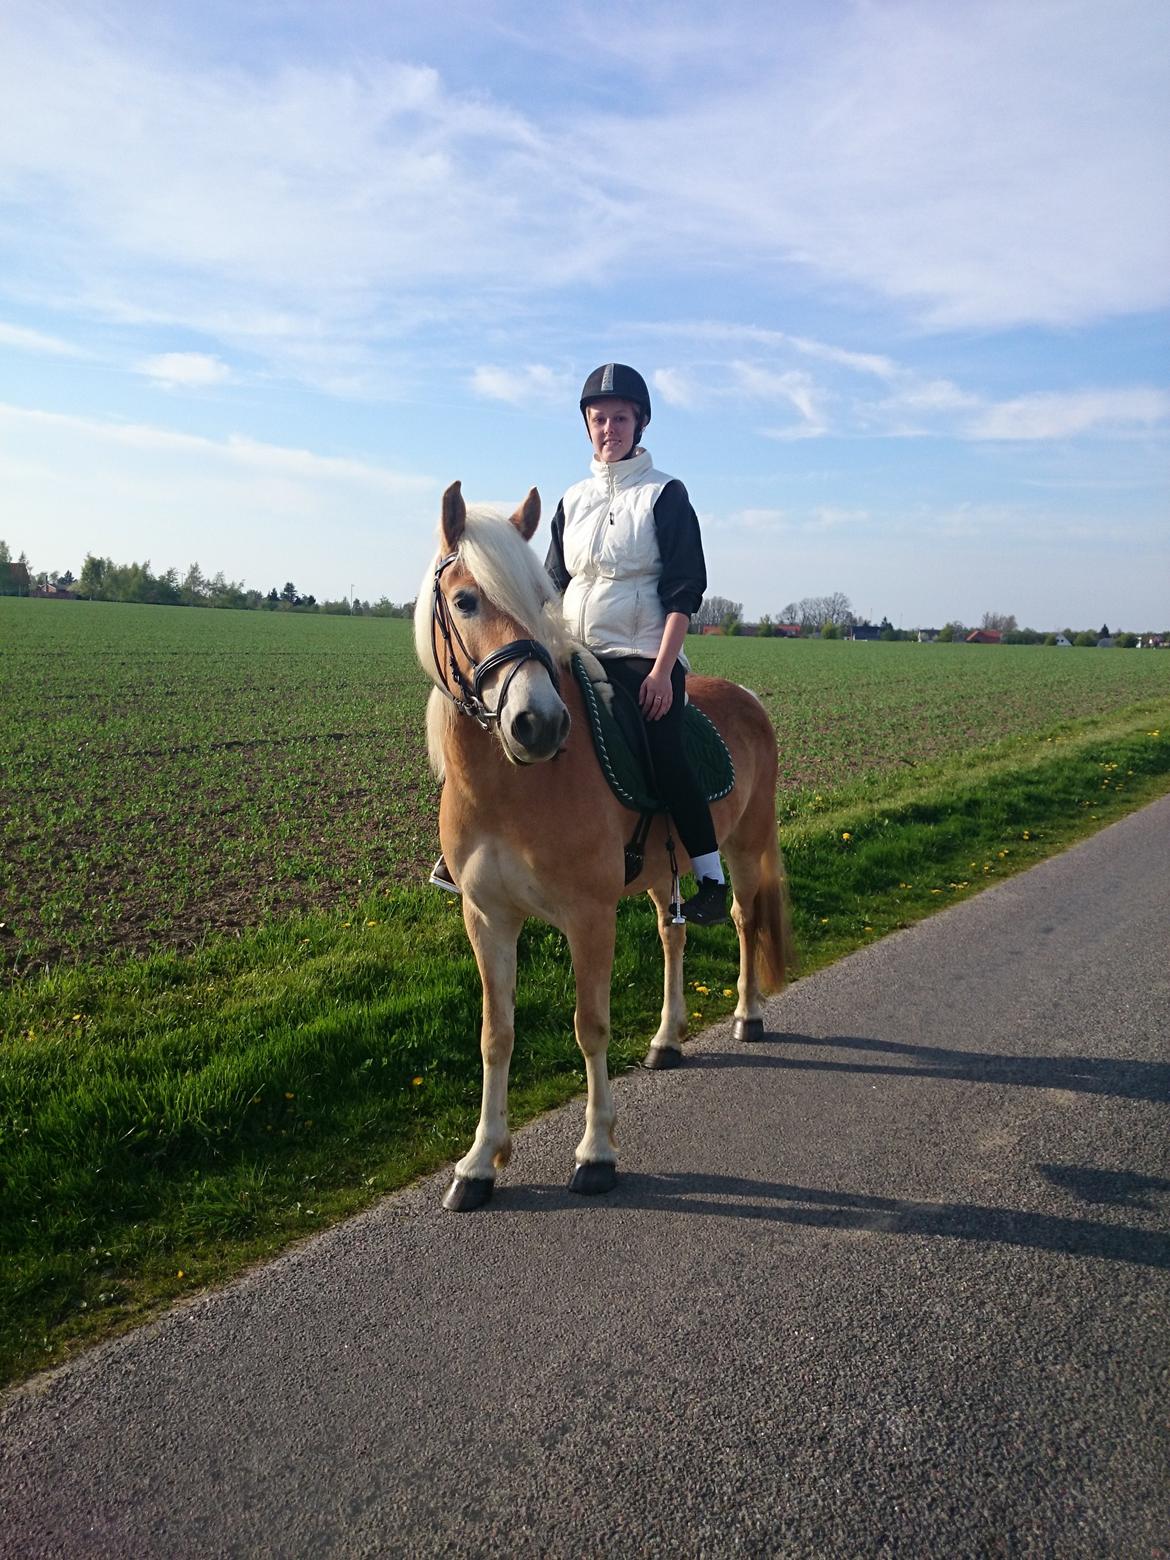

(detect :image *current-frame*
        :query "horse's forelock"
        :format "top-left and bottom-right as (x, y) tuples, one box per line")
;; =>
(458, 508), (571, 662)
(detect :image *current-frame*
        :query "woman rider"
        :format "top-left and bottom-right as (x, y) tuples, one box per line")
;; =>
(431, 362), (727, 925)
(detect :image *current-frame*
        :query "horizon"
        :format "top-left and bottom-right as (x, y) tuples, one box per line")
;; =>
(2, 0), (1167, 630)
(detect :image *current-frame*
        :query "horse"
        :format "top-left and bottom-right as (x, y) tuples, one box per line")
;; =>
(414, 481), (792, 1211)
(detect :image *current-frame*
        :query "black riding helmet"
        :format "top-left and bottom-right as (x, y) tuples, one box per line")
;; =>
(580, 363), (651, 452)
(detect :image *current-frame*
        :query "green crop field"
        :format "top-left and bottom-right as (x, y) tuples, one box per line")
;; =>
(2, 594), (1169, 1383)
(5, 596), (1170, 973)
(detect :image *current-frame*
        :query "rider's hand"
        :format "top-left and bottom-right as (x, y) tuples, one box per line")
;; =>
(639, 667), (673, 721)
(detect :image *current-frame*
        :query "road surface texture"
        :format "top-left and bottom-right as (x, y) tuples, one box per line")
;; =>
(3, 796), (1168, 1558)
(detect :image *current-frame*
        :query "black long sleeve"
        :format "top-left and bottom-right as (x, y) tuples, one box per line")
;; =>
(653, 480), (706, 618)
(544, 499), (570, 594)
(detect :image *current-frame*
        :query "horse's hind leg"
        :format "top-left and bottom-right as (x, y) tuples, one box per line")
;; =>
(645, 883), (688, 1070)
(724, 841), (767, 1043)
(565, 911), (618, 1194)
(443, 902), (522, 1212)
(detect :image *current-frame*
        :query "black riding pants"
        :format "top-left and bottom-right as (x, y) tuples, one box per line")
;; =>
(597, 655), (718, 860)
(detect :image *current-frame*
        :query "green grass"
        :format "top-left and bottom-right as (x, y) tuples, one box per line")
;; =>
(2, 597), (1169, 1384)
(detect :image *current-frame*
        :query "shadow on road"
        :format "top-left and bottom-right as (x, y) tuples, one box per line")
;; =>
(490, 1169), (1170, 1268)
(684, 1031), (1170, 1105)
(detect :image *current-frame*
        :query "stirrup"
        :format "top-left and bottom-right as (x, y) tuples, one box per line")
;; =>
(429, 855), (461, 894)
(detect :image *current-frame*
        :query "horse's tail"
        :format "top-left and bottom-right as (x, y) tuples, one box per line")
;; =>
(755, 825), (795, 995)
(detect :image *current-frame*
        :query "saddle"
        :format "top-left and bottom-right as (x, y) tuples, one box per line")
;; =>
(570, 652), (735, 884)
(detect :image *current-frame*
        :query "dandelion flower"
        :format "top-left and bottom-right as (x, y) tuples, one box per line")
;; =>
(842, 832), (852, 842)
(411, 1076), (423, 1087)
(722, 988), (735, 997)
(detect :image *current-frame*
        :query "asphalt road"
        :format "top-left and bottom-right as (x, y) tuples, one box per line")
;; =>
(3, 797), (1169, 1558)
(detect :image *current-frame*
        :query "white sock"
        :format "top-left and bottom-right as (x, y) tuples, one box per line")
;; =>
(690, 851), (724, 884)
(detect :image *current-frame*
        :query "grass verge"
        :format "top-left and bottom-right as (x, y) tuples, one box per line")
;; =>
(2, 712), (1167, 1387)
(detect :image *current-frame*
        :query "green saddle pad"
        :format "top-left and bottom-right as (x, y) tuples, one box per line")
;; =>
(570, 653), (735, 814)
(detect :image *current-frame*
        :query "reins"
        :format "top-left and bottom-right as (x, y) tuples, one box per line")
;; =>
(430, 552), (561, 731)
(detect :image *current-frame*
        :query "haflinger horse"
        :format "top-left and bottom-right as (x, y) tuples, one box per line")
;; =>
(414, 481), (792, 1211)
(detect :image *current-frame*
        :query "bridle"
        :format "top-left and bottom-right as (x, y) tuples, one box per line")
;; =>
(430, 552), (562, 731)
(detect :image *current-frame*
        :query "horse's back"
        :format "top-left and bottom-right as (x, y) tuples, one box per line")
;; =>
(687, 674), (777, 754)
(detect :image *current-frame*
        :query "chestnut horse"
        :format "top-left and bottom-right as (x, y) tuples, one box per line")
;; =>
(414, 482), (792, 1210)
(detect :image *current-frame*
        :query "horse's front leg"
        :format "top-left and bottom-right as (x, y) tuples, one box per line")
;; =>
(644, 884), (688, 1070)
(443, 901), (522, 1212)
(565, 911), (619, 1195)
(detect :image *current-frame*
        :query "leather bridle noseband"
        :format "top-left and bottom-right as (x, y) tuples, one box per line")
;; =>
(430, 552), (561, 731)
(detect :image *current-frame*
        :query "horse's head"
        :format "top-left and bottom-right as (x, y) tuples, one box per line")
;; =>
(415, 482), (571, 765)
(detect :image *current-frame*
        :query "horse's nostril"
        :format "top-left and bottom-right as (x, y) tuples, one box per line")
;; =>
(513, 711), (536, 747)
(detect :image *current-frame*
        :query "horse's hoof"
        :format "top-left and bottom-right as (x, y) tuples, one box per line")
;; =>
(644, 1045), (684, 1071)
(569, 1161), (617, 1196)
(442, 1176), (494, 1212)
(733, 1017), (765, 1043)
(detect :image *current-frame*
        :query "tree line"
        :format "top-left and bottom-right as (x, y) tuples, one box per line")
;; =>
(0, 542), (415, 618)
(689, 596), (1163, 644)
(690, 592), (859, 636)
(6, 541), (1162, 641)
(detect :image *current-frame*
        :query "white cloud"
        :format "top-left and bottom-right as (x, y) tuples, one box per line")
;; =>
(0, 320), (86, 357)
(0, 7), (619, 368)
(596, 0), (1170, 328)
(0, 401), (434, 495)
(786, 337), (900, 382)
(966, 388), (1170, 441)
(470, 364), (568, 405)
(733, 362), (828, 436)
(652, 368), (699, 409)
(137, 352), (232, 389)
(3, 0), (1163, 387)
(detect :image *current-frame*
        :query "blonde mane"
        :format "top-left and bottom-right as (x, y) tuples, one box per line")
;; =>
(414, 505), (573, 778)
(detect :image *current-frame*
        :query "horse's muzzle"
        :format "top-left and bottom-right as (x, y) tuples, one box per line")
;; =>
(503, 703), (571, 764)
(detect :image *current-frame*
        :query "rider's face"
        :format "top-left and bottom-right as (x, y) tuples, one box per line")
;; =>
(586, 399), (640, 463)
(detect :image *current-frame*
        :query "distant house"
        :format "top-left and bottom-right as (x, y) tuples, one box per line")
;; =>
(917, 628), (939, 643)
(1138, 636), (1165, 648)
(965, 629), (1003, 644)
(0, 560), (30, 595)
(1097, 636), (1116, 649)
(1053, 635), (1072, 647)
(849, 624), (882, 641)
(775, 623), (802, 638)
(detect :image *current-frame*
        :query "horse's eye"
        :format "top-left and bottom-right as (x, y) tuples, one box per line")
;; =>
(453, 590), (478, 615)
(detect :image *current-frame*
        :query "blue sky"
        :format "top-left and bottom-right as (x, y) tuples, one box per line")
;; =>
(2, 0), (1167, 628)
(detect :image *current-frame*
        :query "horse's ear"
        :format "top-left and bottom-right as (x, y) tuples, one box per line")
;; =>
(441, 481), (466, 552)
(510, 487), (540, 541)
